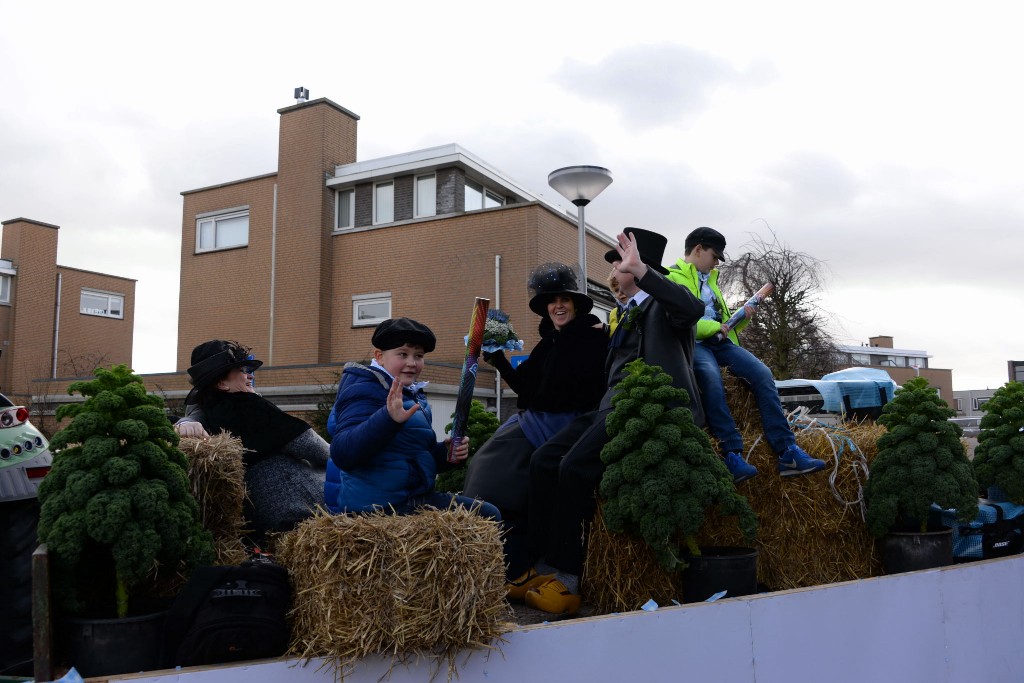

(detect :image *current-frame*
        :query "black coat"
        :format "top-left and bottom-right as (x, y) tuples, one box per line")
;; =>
(488, 312), (607, 412)
(602, 269), (706, 427)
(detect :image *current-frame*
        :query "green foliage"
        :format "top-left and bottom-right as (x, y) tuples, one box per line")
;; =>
(599, 359), (757, 570)
(437, 400), (500, 493)
(864, 376), (978, 537)
(37, 365), (214, 617)
(972, 381), (1024, 503)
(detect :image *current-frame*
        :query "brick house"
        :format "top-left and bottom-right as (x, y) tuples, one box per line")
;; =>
(0, 218), (135, 406)
(171, 95), (617, 431)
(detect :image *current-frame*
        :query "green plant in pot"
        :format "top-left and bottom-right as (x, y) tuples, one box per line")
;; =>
(864, 377), (978, 571)
(599, 359), (758, 573)
(37, 365), (214, 619)
(971, 381), (1024, 502)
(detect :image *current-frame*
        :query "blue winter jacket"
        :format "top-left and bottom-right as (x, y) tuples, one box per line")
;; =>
(324, 363), (447, 514)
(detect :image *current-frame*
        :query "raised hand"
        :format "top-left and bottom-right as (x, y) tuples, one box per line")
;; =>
(615, 231), (648, 280)
(386, 377), (419, 423)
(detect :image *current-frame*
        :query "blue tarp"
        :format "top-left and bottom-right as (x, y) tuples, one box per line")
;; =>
(776, 367), (898, 414)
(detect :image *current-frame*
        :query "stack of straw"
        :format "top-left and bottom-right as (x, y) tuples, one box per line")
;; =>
(276, 508), (512, 677)
(585, 373), (887, 612)
(179, 434), (250, 565)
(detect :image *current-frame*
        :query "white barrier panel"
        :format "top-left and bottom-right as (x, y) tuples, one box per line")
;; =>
(104, 554), (1024, 683)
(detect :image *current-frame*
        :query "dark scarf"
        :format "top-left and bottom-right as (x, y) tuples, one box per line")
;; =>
(203, 391), (309, 464)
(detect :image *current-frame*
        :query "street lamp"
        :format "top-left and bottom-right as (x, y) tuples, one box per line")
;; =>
(547, 165), (613, 293)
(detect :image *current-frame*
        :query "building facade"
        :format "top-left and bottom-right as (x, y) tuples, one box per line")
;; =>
(0, 218), (136, 405)
(173, 96), (617, 433)
(835, 335), (953, 400)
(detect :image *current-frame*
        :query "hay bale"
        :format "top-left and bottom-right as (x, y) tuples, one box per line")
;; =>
(179, 434), (247, 544)
(583, 374), (887, 607)
(277, 507), (513, 676)
(585, 506), (677, 614)
(698, 376), (886, 590)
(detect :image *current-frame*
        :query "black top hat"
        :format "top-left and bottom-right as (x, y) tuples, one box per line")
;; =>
(527, 262), (594, 317)
(372, 318), (436, 353)
(187, 340), (263, 390)
(684, 226), (728, 262)
(604, 227), (669, 274)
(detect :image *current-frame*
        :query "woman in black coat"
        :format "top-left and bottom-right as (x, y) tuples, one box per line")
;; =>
(462, 263), (607, 594)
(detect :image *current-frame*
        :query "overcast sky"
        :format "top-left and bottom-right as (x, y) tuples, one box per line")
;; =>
(1, 0), (1020, 390)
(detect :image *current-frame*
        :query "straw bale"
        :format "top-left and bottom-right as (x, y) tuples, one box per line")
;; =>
(584, 373), (887, 608)
(585, 506), (677, 613)
(179, 434), (247, 544)
(277, 507), (513, 679)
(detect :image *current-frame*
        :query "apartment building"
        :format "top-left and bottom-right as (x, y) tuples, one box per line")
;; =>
(173, 94), (616, 431)
(0, 218), (135, 405)
(835, 335), (953, 400)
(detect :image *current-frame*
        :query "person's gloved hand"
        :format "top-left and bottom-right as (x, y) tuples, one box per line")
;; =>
(482, 350), (504, 365)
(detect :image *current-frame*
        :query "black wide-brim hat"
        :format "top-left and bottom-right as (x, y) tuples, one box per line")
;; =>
(187, 340), (263, 390)
(604, 227), (669, 274)
(527, 262), (594, 317)
(372, 318), (436, 353)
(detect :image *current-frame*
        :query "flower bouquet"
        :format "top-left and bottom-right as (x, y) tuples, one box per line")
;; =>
(465, 309), (524, 353)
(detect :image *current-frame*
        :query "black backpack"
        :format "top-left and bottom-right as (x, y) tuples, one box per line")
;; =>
(162, 557), (292, 667)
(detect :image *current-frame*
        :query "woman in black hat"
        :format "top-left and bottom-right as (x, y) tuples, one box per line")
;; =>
(186, 340), (328, 541)
(463, 262), (608, 598)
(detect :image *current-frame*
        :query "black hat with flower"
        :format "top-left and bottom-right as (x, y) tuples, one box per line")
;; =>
(527, 262), (594, 317)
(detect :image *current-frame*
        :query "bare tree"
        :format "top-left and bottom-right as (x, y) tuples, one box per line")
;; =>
(717, 231), (842, 380)
(57, 349), (110, 378)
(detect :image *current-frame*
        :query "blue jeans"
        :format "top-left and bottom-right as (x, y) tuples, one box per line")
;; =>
(390, 491), (502, 521)
(692, 338), (795, 455)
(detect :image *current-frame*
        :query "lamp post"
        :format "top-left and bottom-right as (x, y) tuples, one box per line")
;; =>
(547, 166), (613, 293)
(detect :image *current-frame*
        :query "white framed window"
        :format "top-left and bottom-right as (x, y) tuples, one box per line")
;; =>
(196, 208), (249, 252)
(80, 289), (124, 319)
(335, 189), (354, 230)
(464, 179), (504, 211)
(352, 292), (391, 327)
(415, 174), (436, 218)
(955, 398), (963, 412)
(973, 397), (990, 411)
(0, 274), (10, 305)
(850, 353), (870, 365)
(374, 181), (394, 224)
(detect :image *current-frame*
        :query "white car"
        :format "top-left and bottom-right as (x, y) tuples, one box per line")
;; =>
(0, 394), (51, 502)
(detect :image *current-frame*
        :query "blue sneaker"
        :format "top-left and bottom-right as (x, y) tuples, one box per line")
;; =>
(777, 445), (827, 477)
(723, 451), (758, 483)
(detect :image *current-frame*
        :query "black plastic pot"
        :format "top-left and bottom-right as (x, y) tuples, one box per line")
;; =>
(682, 546), (759, 603)
(60, 607), (168, 677)
(879, 528), (953, 574)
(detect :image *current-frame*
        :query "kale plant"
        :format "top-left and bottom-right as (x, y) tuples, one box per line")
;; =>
(37, 365), (214, 616)
(864, 376), (978, 537)
(972, 381), (1024, 503)
(599, 359), (757, 570)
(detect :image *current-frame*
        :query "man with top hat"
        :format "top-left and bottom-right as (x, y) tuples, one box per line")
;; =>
(522, 228), (705, 615)
(666, 227), (827, 483)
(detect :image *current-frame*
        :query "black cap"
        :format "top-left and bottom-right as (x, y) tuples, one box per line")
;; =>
(527, 262), (594, 316)
(187, 340), (263, 389)
(604, 227), (669, 274)
(684, 226), (728, 262)
(372, 318), (436, 353)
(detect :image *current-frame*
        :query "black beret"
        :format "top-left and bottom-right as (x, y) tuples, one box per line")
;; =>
(371, 318), (436, 353)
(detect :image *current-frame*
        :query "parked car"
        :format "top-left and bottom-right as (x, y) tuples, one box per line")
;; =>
(0, 393), (51, 677)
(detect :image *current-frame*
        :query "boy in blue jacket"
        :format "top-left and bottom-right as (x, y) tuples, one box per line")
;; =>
(324, 317), (500, 520)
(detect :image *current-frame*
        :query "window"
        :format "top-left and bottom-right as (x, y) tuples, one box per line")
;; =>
(196, 209), (248, 252)
(0, 274), (10, 305)
(464, 179), (505, 211)
(955, 398), (963, 412)
(335, 189), (354, 229)
(374, 182), (394, 224)
(80, 289), (124, 319)
(352, 292), (391, 327)
(850, 353), (870, 365)
(973, 397), (990, 411)
(415, 174), (436, 218)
